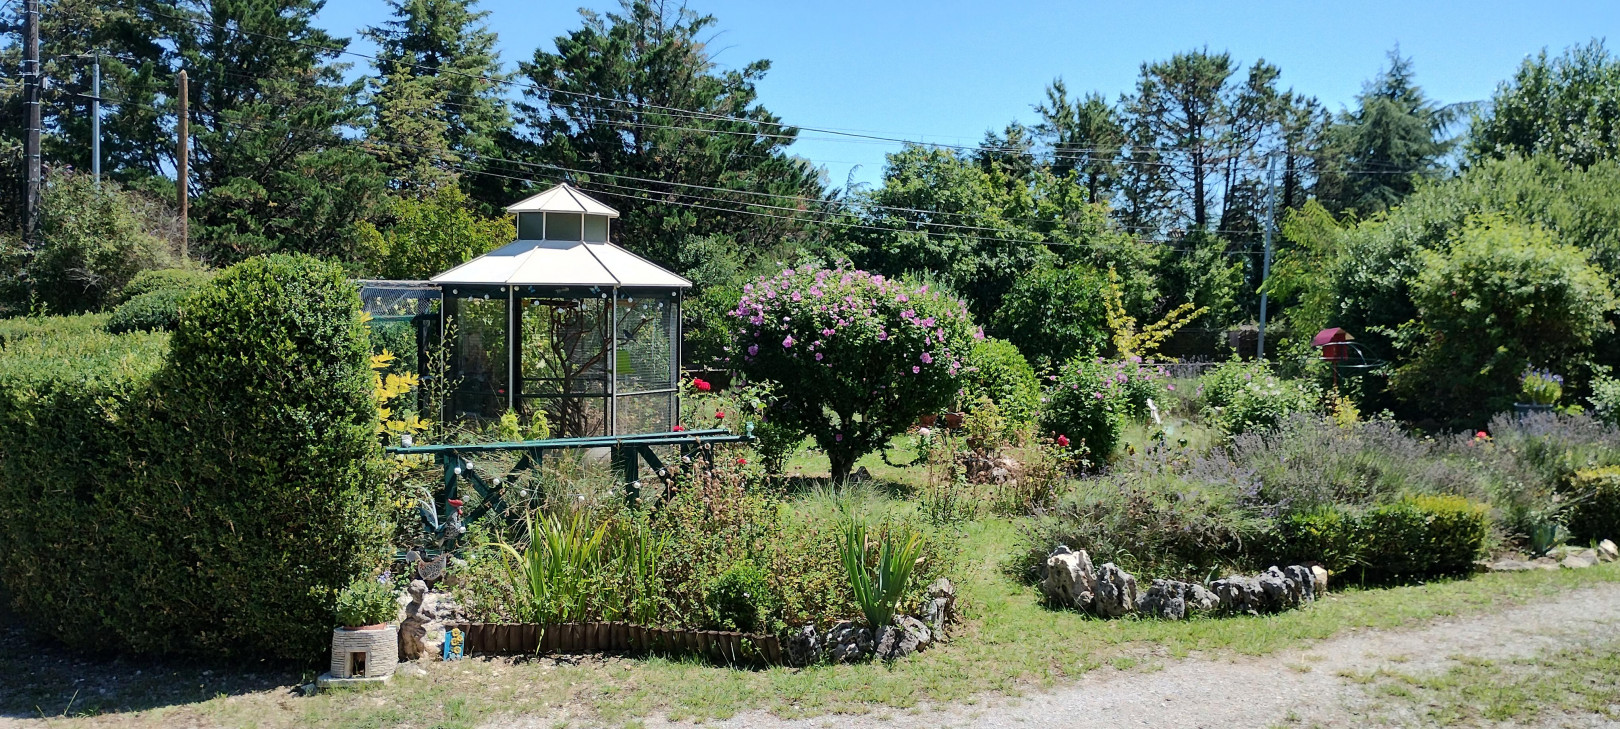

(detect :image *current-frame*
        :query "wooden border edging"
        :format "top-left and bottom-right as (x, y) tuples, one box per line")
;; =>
(451, 622), (784, 664)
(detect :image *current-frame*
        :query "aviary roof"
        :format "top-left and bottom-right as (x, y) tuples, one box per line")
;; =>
(432, 239), (691, 289)
(503, 183), (620, 217)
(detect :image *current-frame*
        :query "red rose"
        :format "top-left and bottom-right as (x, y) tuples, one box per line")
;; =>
(672, 424), (686, 432)
(1055, 434), (1071, 447)
(715, 411), (726, 420)
(736, 458), (747, 466)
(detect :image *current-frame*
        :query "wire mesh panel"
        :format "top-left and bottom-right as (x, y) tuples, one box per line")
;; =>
(523, 395), (608, 438)
(358, 280), (441, 318)
(615, 391), (676, 435)
(614, 292), (677, 395)
(449, 295), (508, 419)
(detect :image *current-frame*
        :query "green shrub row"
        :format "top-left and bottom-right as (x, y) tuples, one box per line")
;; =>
(0, 254), (391, 661)
(1565, 466), (1620, 542)
(1271, 495), (1491, 579)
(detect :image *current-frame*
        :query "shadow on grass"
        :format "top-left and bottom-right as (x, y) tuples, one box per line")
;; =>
(0, 613), (305, 720)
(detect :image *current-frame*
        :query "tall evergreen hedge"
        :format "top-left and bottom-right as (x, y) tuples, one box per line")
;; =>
(0, 255), (391, 661)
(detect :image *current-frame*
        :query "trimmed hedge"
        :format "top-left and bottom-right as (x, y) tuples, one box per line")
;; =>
(1271, 495), (1490, 579)
(0, 254), (391, 661)
(107, 286), (190, 333)
(113, 267), (214, 305)
(1565, 466), (1620, 542)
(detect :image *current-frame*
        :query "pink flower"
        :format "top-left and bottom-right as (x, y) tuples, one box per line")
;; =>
(783, 335), (795, 348)
(815, 352), (824, 361)
(747, 344), (759, 357)
(1093, 392), (1104, 400)
(1166, 383), (1176, 391)
(920, 352), (933, 364)
(912, 366), (921, 373)
(672, 424), (686, 432)
(835, 433), (843, 442)
(1056, 434), (1070, 447)
(877, 331), (888, 341)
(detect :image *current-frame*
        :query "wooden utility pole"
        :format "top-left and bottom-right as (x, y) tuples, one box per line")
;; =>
(22, 0), (41, 250)
(177, 70), (189, 259)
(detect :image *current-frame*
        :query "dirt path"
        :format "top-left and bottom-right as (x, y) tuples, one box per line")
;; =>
(634, 581), (1620, 729)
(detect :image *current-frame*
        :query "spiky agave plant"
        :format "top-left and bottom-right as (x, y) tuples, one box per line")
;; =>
(498, 512), (607, 624)
(837, 518), (925, 629)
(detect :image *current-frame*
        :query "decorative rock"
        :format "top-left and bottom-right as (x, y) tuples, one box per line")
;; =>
(874, 616), (932, 661)
(824, 621), (872, 664)
(1136, 579), (1189, 620)
(1310, 564), (1329, 594)
(1042, 546), (1098, 612)
(1284, 565), (1316, 605)
(1488, 560), (1536, 572)
(1092, 563), (1137, 618)
(1210, 575), (1264, 615)
(1561, 555), (1595, 569)
(1600, 539), (1619, 563)
(1532, 556), (1561, 570)
(922, 578), (957, 640)
(1186, 583), (1218, 613)
(783, 624), (821, 667)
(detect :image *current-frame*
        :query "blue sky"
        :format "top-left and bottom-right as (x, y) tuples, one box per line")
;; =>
(317, 0), (1619, 189)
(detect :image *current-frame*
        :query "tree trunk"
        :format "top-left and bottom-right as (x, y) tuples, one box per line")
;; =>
(828, 449), (855, 484)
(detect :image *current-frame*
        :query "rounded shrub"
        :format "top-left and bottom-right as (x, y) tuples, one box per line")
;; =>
(106, 286), (191, 333)
(961, 337), (1041, 427)
(1040, 356), (1127, 463)
(1270, 495), (1490, 579)
(706, 560), (777, 633)
(1200, 359), (1319, 434)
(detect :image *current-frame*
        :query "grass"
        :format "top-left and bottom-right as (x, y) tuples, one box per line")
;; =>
(9, 510), (1620, 728)
(1355, 639), (1620, 725)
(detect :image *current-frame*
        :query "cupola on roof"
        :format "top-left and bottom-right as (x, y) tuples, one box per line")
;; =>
(431, 184), (688, 289)
(504, 183), (620, 217)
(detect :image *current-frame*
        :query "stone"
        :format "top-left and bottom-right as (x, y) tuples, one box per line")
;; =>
(1041, 546), (1098, 612)
(874, 616), (932, 661)
(1092, 563), (1138, 618)
(922, 578), (956, 640)
(1186, 583), (1218, 613)
(1600, 539), (1619, 562)
(1210, 575), (1263, 615)
(1284, 565), (1316, 604)
(1136, 579), (1189, 620)
(1561, 555), (1595, 569)
(1257, 566), (1293, 609)
(1532, 556), (1561, 570)
(783, 624), (821, 667)
(824, 621), (872, 664)
(1489, 560), (1536, 572)
(1310, 564), (1330, 594)
(1574, 548), (1600, 563)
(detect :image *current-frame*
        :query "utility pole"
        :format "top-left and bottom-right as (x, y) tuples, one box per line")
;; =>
(91, 54), (101, 187)
(1256, 152), (1278, 361)
(22, 0), (41, 250)
(177, 70), (189, 259)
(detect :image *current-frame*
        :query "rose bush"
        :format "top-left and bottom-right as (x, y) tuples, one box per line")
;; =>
(729, 266), (978, 481)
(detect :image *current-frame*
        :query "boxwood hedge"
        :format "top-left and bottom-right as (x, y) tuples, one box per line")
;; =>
(0, 254), (391, 661)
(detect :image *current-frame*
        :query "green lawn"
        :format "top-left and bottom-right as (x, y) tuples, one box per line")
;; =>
(1352, 638), (1620, 725)
(16, 511), (1619, 728)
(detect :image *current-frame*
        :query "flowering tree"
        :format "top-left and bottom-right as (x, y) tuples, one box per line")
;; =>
(729, 266), (979, 481)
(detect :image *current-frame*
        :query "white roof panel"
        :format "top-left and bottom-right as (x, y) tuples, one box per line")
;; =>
(504, 183), (620, 217)
(431, 239), (691, 288)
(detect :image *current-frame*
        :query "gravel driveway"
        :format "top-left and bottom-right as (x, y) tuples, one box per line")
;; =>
(630, 581), (1620, 729)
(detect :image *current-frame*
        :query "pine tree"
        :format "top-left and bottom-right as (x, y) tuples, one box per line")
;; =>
(512, 0), (825, 268)
(1035, 79), (1123, 204)
(363, 0), (511, 203)
(171, 0), (387, 261)
(1317, 50), (1454, 217)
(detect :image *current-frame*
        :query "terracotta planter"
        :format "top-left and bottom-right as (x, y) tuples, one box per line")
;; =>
(943, 412), (965, 429)
(918, 414), (938, 428)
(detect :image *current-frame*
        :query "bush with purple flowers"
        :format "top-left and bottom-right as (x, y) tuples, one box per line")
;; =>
(728, 265), (978, 481)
